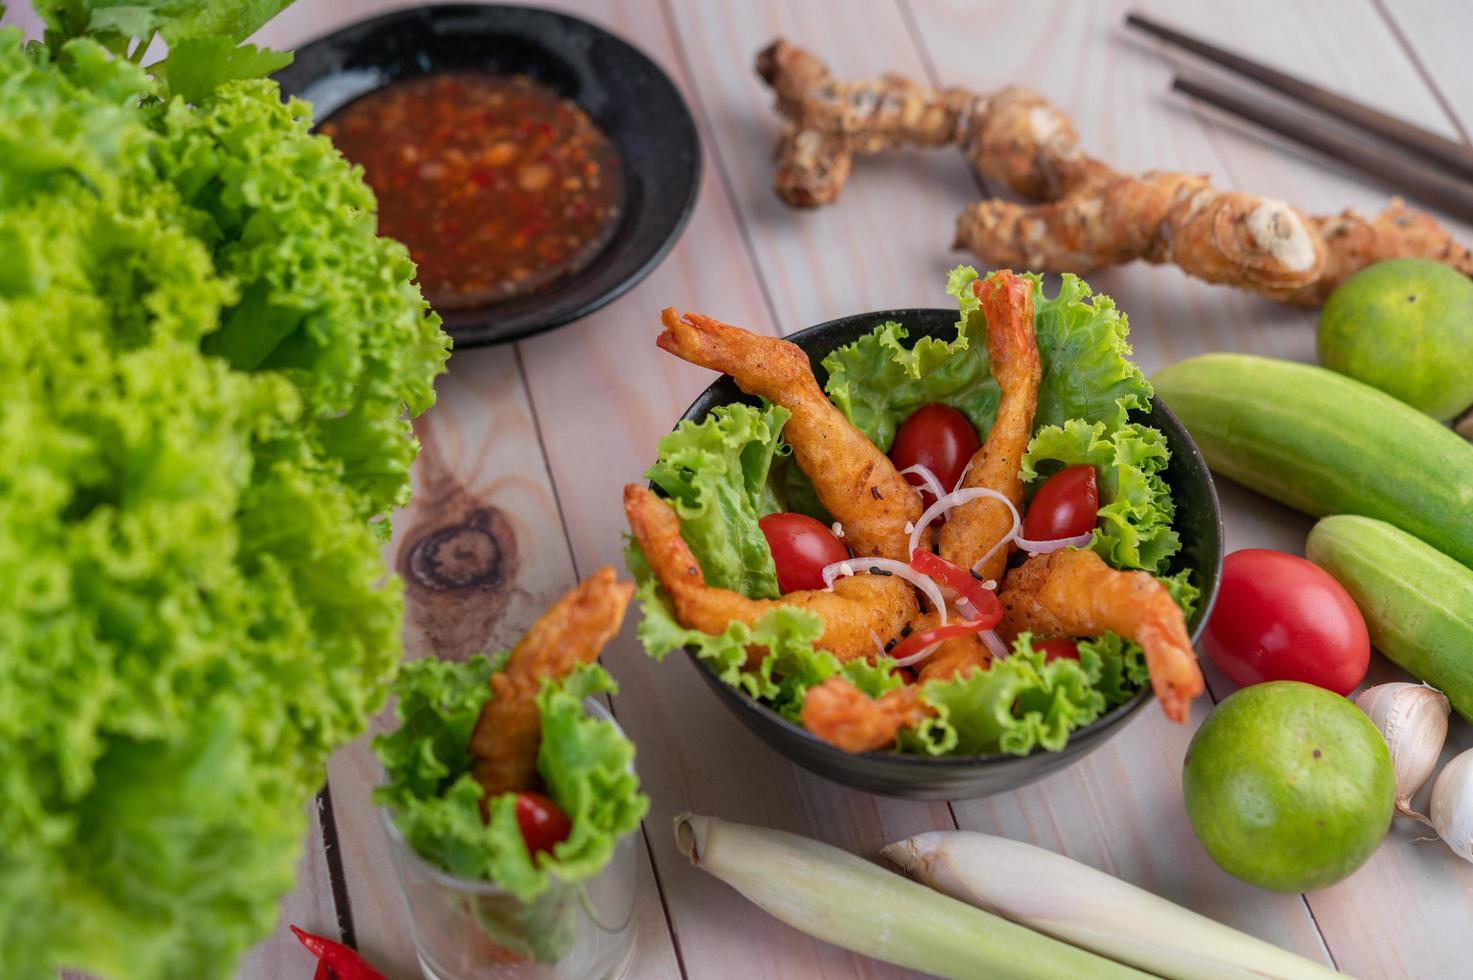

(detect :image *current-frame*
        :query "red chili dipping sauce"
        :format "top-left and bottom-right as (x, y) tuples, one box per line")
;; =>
(321, 72), (623, 309)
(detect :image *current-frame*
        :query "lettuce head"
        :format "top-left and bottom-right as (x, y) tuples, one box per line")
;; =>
(0, 21), (448, 980)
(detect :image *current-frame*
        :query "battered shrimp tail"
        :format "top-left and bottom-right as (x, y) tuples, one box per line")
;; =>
(998, 549), (1204, 722)
(937, 270), (1042, 580)
(656, 308), (922, 561)
(801, 677), (933, 753)
(469, 566), (635, 803)
(623, 484), (917, 662)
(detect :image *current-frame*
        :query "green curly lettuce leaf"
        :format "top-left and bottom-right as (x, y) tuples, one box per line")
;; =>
(903, 632), (1146, 756)
(821, 267), (1152, 451)
(1021, 417), (1180, 573)
(1159, 568), (1201, 621)
(373, 658), (648, 962)
(644, 402), (790, 598)
(0, 30), (446, 980)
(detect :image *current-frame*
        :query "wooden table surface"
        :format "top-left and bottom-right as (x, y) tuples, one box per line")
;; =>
(11, 1), (1473, 977)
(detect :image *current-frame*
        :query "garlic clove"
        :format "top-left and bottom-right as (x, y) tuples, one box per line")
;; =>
(1430, 748), (1473, 863)
(1355, 682), (1450, 817)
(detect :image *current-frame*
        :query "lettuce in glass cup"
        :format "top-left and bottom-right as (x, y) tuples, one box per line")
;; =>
(375, 656), (647, 979)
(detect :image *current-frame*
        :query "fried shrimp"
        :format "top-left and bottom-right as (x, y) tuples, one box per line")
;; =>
(801, 677), (933, 753)
(469, 566), (634, 802)
(657, 307), (922, 561)
(998, 549), (1204, 723)
(625, 484), (917, 663)
(906, 609), (993, 683)
(937, 270), (1041, 582)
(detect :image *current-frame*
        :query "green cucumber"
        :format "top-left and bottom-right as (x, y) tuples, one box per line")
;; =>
(1307, 515), (1473, 722)
(1153, 353), (1473, 568)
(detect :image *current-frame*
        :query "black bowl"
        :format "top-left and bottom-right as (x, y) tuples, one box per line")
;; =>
(274, 4), (701, 347)
(675, 308), (1224, 799)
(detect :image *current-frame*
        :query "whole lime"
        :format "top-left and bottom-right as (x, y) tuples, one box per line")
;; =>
(1182, 681), (1393, 892)
(1318, 258), (1473, 421)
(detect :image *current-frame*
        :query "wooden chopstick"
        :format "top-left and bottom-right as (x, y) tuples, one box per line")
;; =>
(1127, 11), (1473, 182)
(1173, 72), (1473, 223)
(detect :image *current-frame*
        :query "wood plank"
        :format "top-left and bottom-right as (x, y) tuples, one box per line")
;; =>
(909, 1), (1473, 976)
(1376, 0), (1473, 140)
(322, 343), (682, 980)
(258, 6), (684, 977)
(515, 1), (956, 977)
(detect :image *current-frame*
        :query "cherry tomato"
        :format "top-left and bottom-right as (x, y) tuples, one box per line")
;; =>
(1023, 464), (1099, 541)
(1203, 549), (1370, 695)
(1035, 638), (1080, 662)
(759, 512), (849, 593)
(515, 791), (572, 857)
(888, 404), (981, 507)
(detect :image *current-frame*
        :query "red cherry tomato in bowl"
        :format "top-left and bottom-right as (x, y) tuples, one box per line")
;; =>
(1035, 638), (1080, 662)
(515, 791), (572, 857)
(759, 512), (849, 593)
(888, 404), (980, 507)
(1203, 549), (1369, 695)
(1022, 464), (1099, 541)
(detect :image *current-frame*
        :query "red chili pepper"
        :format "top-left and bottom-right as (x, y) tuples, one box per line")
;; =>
(313, 959), (333, 980)
(890, 619), (993, 662)
(290, 925), (386, 980)
(908, 551), (1003, 628)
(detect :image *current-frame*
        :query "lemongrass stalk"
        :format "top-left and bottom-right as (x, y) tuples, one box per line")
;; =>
(883, 831), (1339, 980)
(674, 813), (1147, 980)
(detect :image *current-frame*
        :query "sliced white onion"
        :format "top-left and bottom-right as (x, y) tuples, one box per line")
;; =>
(869, 631), (887, 659)
(981, 630), (1009, 659)
(899, 463), (946, 504)
(1013, 531), (1094, 555)
(953, 458), (975, 493)
(908, 486), (1022, 565)
(822, 557), (948, 627)
(893, 642), (942, 669)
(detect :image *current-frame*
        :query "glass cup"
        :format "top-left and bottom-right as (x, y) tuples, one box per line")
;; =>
(380, 702), (638, 980)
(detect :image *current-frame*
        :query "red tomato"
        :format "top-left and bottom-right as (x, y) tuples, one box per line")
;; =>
(1203, 549), (1370, 695)
(515, 792), (572, 857)
(759, 512), (849, 593)
(1035, 638), (1080, 662)
(888, 404), (981, 507)
(1022, 464), (1099, 541)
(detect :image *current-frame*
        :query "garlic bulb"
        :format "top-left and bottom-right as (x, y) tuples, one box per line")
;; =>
(1430, 748), (1473, 863)
(1355, 682), (1449, 816)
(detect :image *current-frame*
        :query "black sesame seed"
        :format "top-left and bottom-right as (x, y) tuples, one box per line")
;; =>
(884, 638), (897, 652)
(869, 566), (893, 576)
(969, 568), (983, 580)
(900, 625), (913, 637)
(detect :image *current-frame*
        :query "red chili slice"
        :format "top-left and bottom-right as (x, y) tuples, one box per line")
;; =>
(890, 619), (992, 662)
(908, 551), (1003, 628)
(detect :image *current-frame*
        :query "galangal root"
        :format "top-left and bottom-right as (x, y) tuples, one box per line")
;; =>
(756, 40), (1473, 307)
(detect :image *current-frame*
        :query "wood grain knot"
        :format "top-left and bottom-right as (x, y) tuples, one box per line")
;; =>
(405, 506), (514, 592)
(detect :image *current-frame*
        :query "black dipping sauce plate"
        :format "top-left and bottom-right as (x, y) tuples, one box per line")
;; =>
(673, 309), (1225, 800)
(274, 4), (701, 346)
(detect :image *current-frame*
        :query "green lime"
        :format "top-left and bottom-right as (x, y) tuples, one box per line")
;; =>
(1318, 258), (1473, 421)
(1182, 681), (1393, 893)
